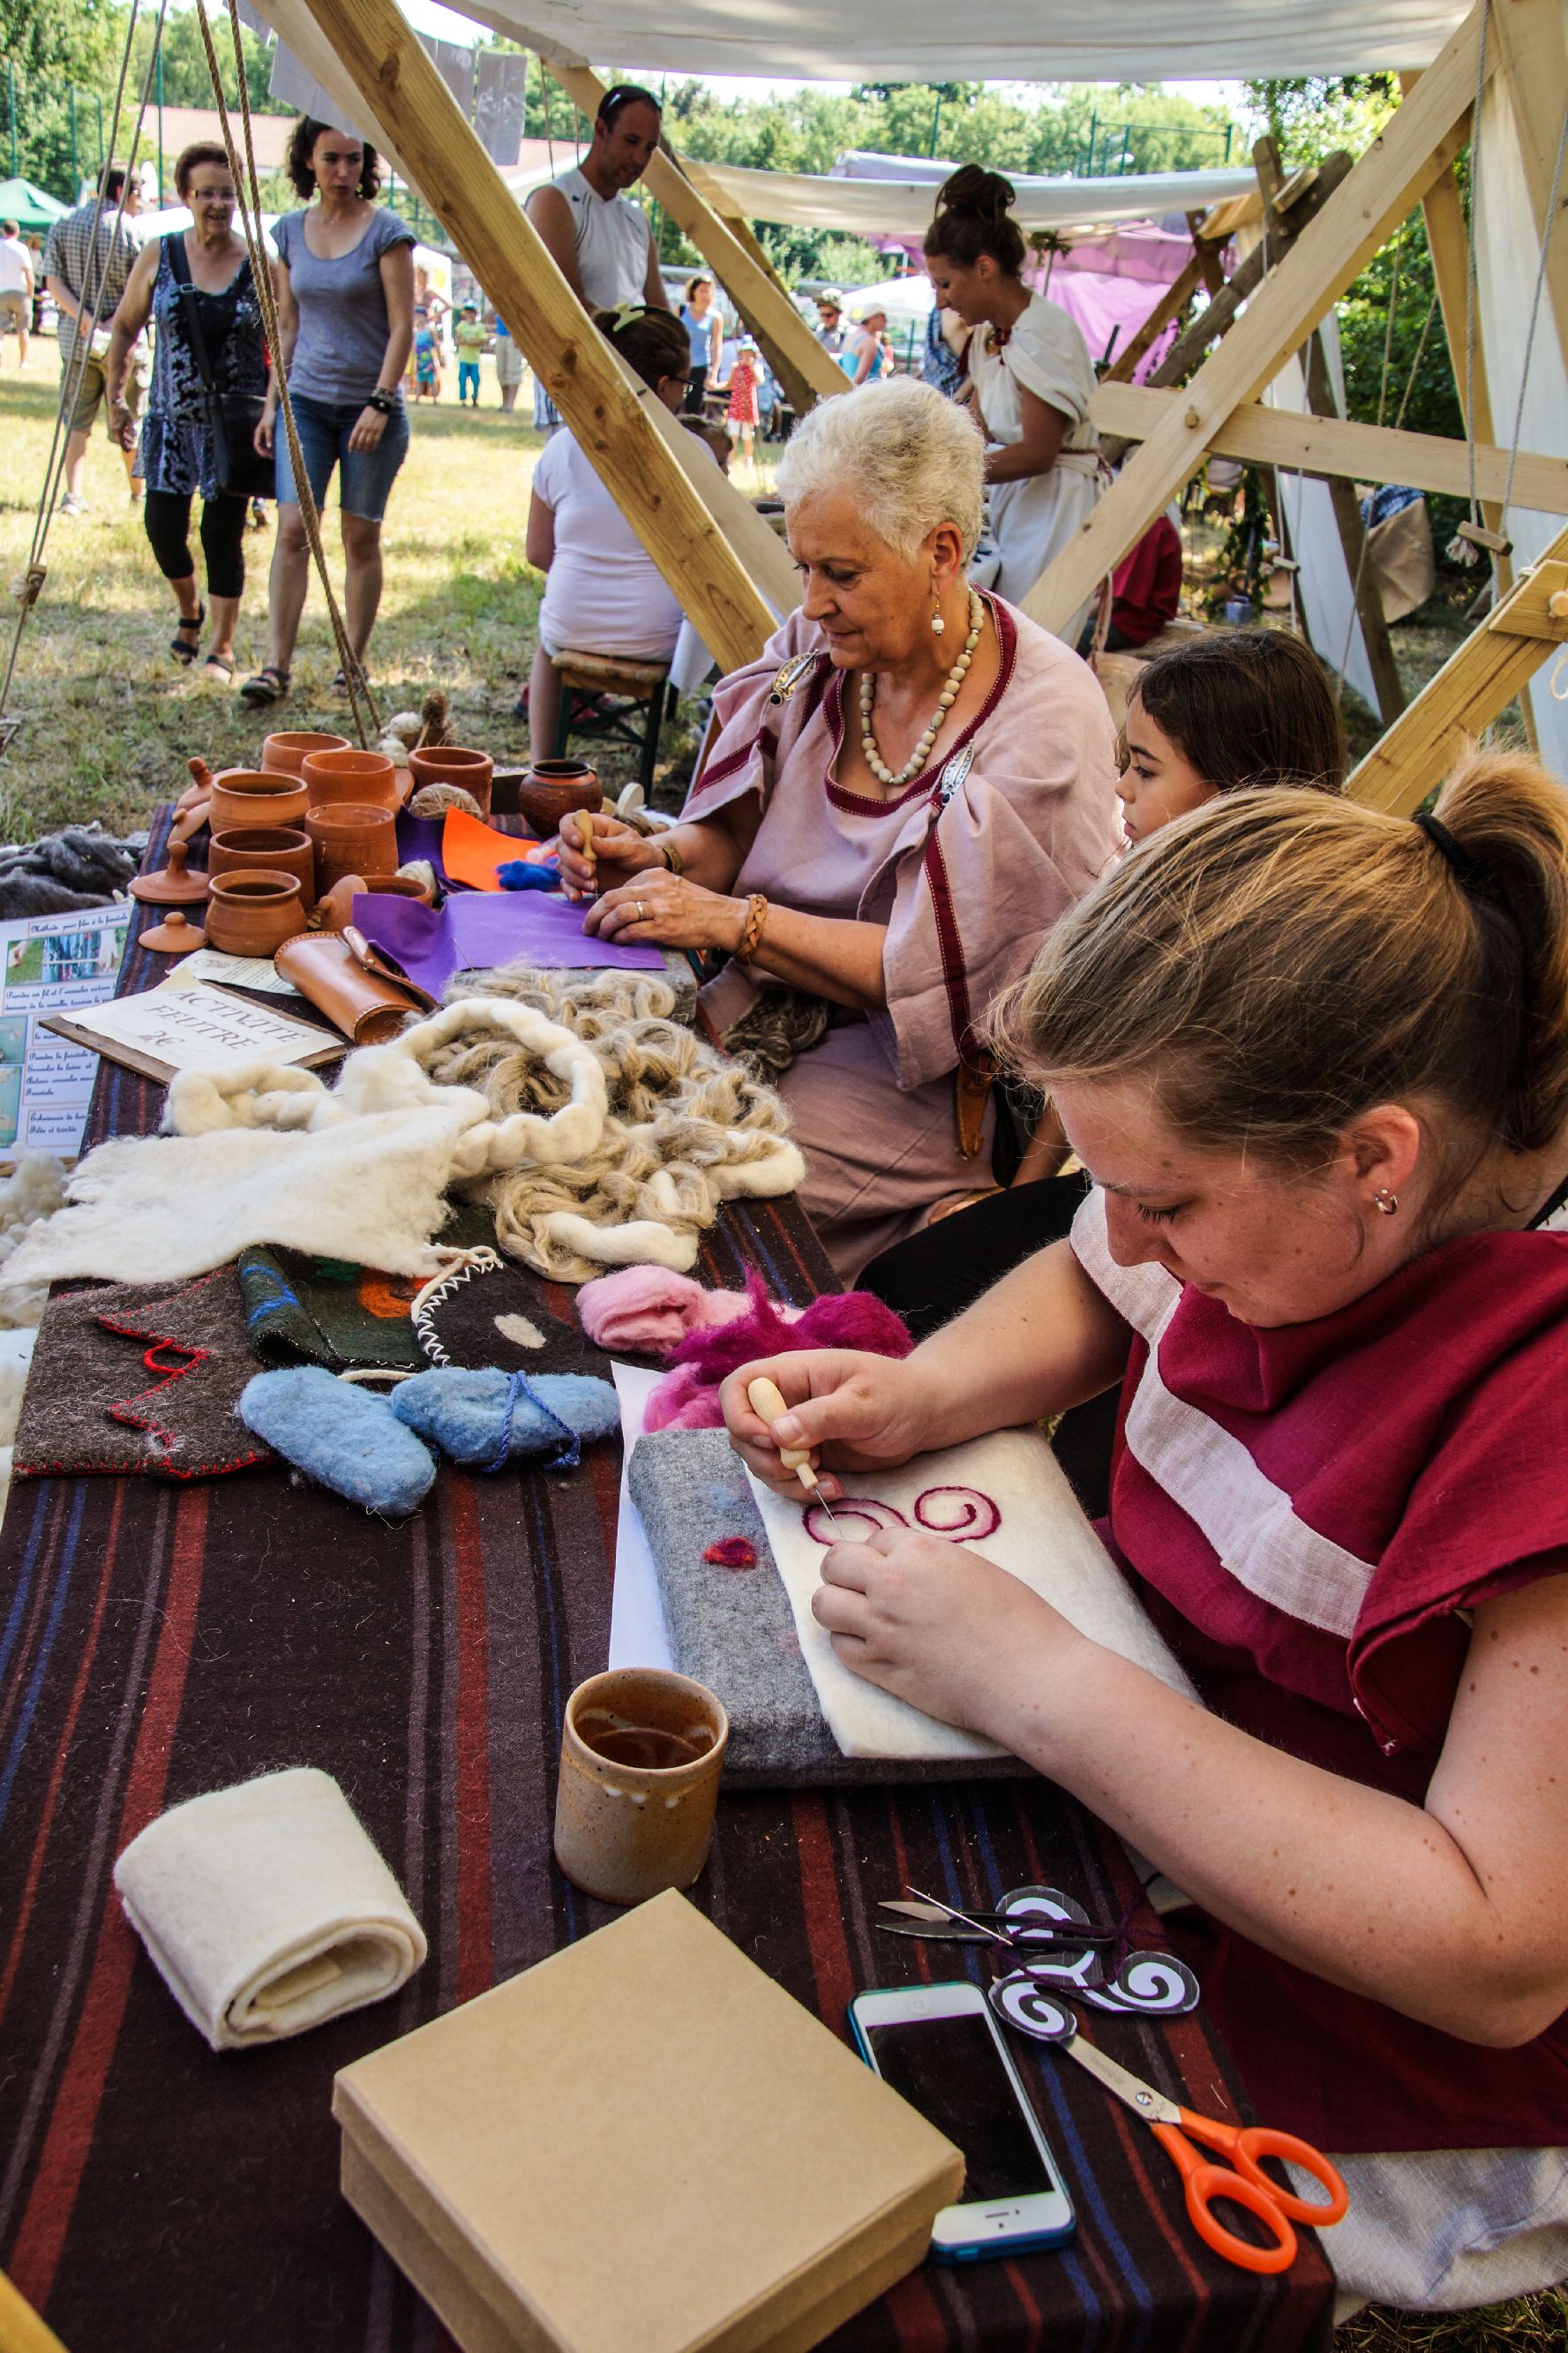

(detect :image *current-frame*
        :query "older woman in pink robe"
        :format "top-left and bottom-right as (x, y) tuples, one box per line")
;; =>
(557, 377), (1120, 1279)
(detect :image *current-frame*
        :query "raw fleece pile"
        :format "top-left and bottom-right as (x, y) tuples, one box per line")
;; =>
(0, 1154), (71, 1328)
(644, 1275), (912, 1432)
(0, 999), (615, 1290)
(430, 965), (804, 1281)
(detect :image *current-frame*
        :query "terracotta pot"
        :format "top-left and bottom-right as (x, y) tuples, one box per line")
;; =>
(301, 747), (400, 813)
(408, 745), (495, 816)
(204, 870), (307, 958)
(208, 824), (317, 911)
(306, 802), (397, 893)
(262, 728), (349, 778)
(206, 769), (310, 835)
(517, 757), (601, 839)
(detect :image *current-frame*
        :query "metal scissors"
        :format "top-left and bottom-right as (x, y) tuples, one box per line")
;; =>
(987, 1977), (1348, 2275)
(878, 1885), (1201, 2018)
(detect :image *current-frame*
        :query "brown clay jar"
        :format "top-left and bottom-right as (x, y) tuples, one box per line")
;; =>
(306, 802), (397, 893)
(301, 747), (400, 813)
(262, 729), (349, 778)
(518, 757), (601, 838)
(408, 745), (495, 816)
(208, 824), (318, 911)
(205, 870), (307, 958)
(206, 769), (311, 834)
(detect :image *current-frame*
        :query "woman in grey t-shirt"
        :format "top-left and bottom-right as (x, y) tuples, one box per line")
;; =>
(241, 118), (415, 707)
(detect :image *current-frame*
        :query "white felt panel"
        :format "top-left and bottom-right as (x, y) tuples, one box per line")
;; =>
(746, 1426), (1197, 1762)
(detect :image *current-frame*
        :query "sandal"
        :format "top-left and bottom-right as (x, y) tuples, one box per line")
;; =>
(171, 603), (206, 666)
(203, 652), (236, 682)
(238, 663), (290, 707)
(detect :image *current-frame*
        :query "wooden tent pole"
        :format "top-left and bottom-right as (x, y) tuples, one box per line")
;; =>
(289, 0), (780, 670)
(539, 56), (846, 417)
(1022, 5), (1492, 637)
(1090, 380), (1568, 514)
(1348, 527), (1568, 809)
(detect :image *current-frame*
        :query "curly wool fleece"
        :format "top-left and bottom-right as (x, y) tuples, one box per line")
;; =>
(429, 964), (804, 1282)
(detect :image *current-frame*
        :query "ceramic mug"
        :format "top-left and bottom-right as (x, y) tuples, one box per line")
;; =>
(261, 729), (349, 778)
(306, 802), (398, 892)
(553, 1668), (729, 1906)
(408, 745), (494, 816)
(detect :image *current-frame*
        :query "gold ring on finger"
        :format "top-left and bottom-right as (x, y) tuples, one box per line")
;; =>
(636, 900), (646, 921)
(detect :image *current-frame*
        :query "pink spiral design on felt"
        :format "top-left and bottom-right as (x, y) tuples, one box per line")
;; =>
(803, 1498), (909, 1546)
(914, 1485), (1001, 1540)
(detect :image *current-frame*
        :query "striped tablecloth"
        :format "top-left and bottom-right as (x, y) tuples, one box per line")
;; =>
(0, 812), (1334, 2353)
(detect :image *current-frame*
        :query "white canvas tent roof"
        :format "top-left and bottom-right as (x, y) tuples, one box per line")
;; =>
(694, 161), (1257, 239)
(462, 0), (1471, 82)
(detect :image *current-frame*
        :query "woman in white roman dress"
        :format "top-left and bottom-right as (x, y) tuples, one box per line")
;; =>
(924, 165), (1103, 643)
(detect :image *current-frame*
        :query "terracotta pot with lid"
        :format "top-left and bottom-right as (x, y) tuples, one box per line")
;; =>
(306, 802), (397, 893)
(206, 769), (310, 835)
(301, 746), (400, 813)
(262, 729), (350, 778)
(517, 757), (601, 839)
(408, 745), (495, 816)
(205, 870), (307, 958)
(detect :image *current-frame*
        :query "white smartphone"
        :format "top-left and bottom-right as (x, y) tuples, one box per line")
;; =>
(848, 1981), (1076, 2262)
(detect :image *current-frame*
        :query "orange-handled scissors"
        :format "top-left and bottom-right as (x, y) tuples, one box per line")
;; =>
(1062, 2035), (1348, 2274)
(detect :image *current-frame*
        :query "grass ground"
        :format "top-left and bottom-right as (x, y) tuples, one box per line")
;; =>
(0, 346), (787, 839)
(1, 344), (1561, 2352)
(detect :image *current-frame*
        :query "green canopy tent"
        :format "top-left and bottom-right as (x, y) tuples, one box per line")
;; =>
(0, 178), (69, 234)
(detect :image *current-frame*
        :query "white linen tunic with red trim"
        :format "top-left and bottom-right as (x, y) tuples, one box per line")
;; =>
(684, 598), (1120, 1277)
(1071, 1187), (1568, 2154)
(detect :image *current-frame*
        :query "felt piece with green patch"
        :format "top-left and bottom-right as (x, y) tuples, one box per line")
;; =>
(14, 1267), (274, 1482)
(236, 1245), (426, 1373)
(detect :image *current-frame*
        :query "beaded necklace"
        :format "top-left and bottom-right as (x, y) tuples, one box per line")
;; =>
(859, 589), (987, 790)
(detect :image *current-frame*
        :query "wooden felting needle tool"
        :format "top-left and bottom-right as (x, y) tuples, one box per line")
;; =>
(747, 1377), (842, 1533)
(578, 810), (597, 891)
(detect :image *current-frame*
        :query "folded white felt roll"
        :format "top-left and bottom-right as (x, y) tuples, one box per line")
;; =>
(746, 1427), (1199, 1762)
(113, 1767), (426, 2052)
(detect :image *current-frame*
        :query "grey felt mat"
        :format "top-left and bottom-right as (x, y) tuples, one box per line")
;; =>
(628, 1428), (1025, 1787)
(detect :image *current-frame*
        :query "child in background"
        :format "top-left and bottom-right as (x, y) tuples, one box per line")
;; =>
(727, 336), (761, 470)
(454, 302), (486, 407)
(412, 320), (441, 402)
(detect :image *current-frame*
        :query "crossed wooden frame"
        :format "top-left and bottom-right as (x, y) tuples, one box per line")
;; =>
(277, 0), (1565, 811)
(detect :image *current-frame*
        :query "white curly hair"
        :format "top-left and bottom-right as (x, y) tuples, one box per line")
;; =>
(774, 375), (985, 561)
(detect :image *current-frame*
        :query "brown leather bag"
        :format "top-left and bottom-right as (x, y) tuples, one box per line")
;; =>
(274, 928), (438, 1046)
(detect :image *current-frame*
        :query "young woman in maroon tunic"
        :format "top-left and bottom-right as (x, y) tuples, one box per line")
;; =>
(724, 748), (1568, 2317)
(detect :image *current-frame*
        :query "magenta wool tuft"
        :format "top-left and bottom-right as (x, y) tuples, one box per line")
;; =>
(643, 1274), (913, 1432)
(702, 1536), (758, 1570)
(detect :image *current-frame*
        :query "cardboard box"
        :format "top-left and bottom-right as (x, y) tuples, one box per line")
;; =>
(334, 1891), (964, 2353)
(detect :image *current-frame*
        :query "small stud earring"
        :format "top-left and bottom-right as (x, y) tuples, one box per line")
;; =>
(932, 609), (946, 635)
(1373, 1187), (1399, 1215)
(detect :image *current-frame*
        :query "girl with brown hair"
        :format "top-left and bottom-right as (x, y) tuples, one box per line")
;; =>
(924, 165), (1101, 636)
(728, 749), (1568, 2319)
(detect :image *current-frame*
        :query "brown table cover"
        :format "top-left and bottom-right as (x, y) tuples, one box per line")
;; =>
(0, 810), (1334, 2352)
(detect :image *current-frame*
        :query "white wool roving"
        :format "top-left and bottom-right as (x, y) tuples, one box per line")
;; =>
(0, 1154), (71, 1329)
(0, 993), (803, 1293)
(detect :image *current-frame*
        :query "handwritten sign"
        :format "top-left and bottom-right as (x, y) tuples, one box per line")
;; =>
(44, 981), (341, 1081)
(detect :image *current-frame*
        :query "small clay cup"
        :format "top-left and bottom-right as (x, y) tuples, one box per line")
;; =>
(262, 728), (350, 778)
(553, 1668), (728, 1906)
(518, 757), (601, 838)
(314, 873), (367, 932)
(208, 824), (318, 912)
(204, 869), (307, 958)
(408, 744), (495, 816)
(301, 746), (400, 813)
(306, 801), (397, 893)
(206, 768), (310, 834)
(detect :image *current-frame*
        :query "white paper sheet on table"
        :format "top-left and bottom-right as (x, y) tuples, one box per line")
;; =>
(608, 1361), (674, 1673)
(745, 1426), (1198, 1762)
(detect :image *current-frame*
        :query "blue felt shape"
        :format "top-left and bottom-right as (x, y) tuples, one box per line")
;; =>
(497, 860), (559, 891)
(389, 1367), (619, 1471)
(237, 1367), (437, 1516)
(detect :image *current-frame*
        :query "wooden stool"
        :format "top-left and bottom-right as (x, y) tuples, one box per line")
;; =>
(550, 650), (674, 791)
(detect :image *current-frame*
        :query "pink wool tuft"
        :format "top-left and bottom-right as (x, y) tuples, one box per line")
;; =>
(576, 1267), (753, 1356)
(642, 1275), (913, 1432)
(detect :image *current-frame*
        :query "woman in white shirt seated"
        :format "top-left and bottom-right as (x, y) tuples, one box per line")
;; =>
(524, 307), (700, 757)
(924, 165), (1103, 640)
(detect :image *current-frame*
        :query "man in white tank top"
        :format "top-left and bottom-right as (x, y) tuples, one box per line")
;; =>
(526, 85), (671, 313)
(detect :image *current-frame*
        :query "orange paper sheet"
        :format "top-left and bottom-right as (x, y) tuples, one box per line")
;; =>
(440, 807), (549, 892)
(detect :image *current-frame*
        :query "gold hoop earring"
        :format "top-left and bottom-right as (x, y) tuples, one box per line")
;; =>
(1373, 1187), (1399, 1215)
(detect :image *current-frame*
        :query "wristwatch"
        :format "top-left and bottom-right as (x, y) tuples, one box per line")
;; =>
(366, 388), (397, 416)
